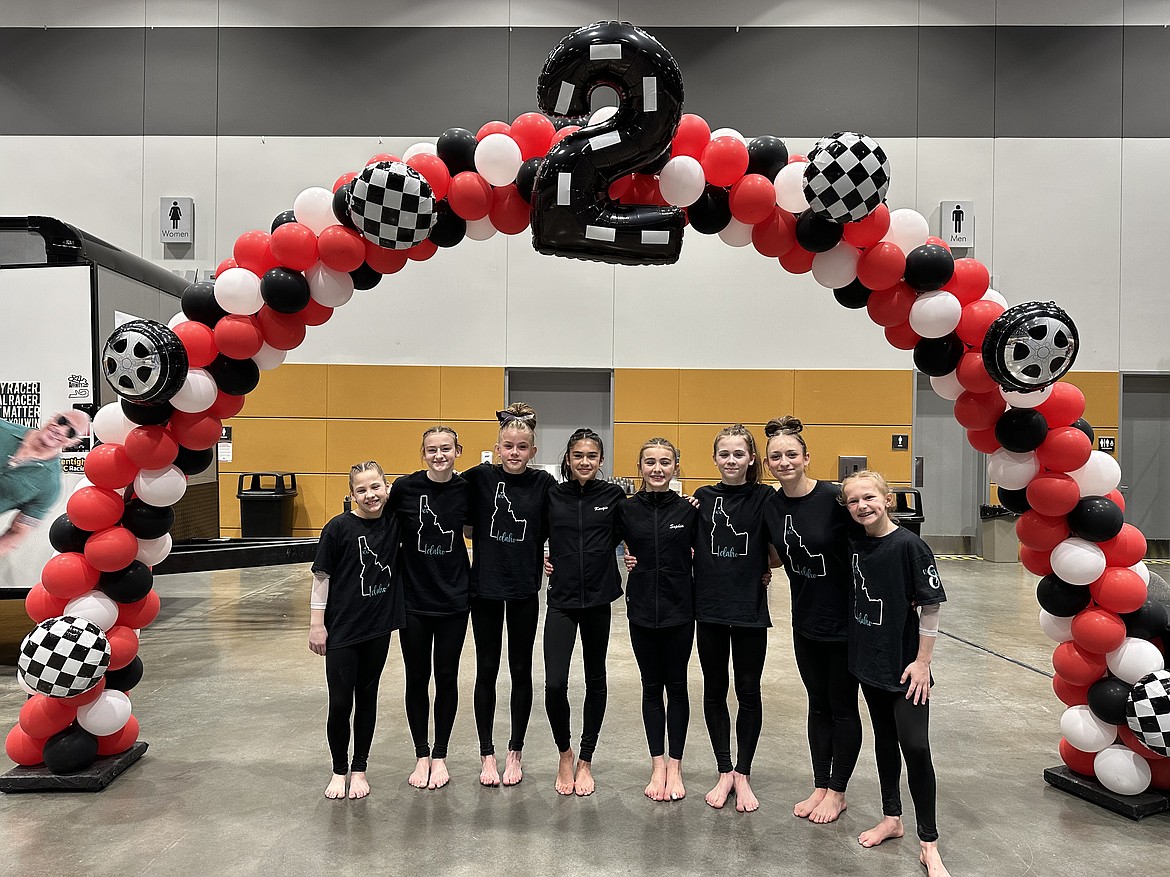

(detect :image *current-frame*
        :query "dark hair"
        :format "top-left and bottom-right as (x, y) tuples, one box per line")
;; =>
(764, 415), (809, 456)
(712, 424), (763, 484)
(420, 426), (462, 455)
(560, 427), (604, 482)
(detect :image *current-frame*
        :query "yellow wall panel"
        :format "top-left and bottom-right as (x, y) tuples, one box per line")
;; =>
(219, 477), (240, 529)
(289, 474), (329, 531)
(800, 425), (913, 483)
(326, 365), (441, 419)
(439, 367), (504, 421)
(793, 370), (913, 425)
(612, 423), (681, 479)
(450, 420), (506, 466)
(219, 418), (327, 474)
(1063, 372), (1119, 429)
(614, 369), (680, 423)
(327, 420), (431, 475)
(241, 363), (327, 418)
(677, 423), (770, 481)
(677, 370), (794, 424)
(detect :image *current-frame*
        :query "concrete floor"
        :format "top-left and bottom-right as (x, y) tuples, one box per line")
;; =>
(1, 559), (1167, 876)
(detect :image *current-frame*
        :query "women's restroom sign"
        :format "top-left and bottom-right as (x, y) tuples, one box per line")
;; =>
(160, 197), (194, 244)
(940, 200), (974, 248)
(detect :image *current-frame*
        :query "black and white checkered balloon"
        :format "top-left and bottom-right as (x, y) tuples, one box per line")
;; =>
(18, 615), (110, 698)
(1126, 669), (1170, 757)
(349, 160), (437, 250)
(803, 132), (890, 224)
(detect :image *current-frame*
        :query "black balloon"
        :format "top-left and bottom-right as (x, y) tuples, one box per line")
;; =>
(994, 408), (1048, 453)
(746, 135), (789, 180)
(834, 279), (872, 310)
(687, 185), (732, 234)
(1037, 573), (1092, 617)
(997, 486), (1032, 514)
(181, 281), (228, 327)
(794, 210), (844, 253)
(903, 244), (955, 292)
(1071, 417), (1095, 443)
(350, 263), (382, 290)
(208, 354), (260, 397)
(260, 267), (311, 314)
(436, 127), (479, 175)
(1123, 597), (1170, 641)
(174, 445), (214, 477)
(429, 203), (467, 248)
(1067, 496), (1125, 543)
(122, 399), (174, 426)
(331, 181), (357, 230)
(100, 560), (153, 604)
(122, 499), (175, 540)
(103, 656), (144, 692)
(43, 725), (99, 774)
(515, 158), (541, 204)
(1087, 677), (1132, 726)
(49, 514), (92, 554)
(913, 334), (964, 377)
(270, 210), (297, 232)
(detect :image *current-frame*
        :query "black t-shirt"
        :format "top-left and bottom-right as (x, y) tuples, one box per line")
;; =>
(464, 463), (556, 600)
(618, 489), (697, 628)
(692, 481), (775, 627)
(766, 480), (859, 642)
(545, 478), (626, 609)
(848, 526), (947, 692)
(389, 470), (471, 616)
(311, 511), (404, 649)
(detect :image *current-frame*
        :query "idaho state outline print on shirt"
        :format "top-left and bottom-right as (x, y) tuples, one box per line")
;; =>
(782, 513), (826, 578)
(710, 496), (749, 558)
(358, 535), (392, 597)
(418, 495), (454, 555)
(490, 482), (527, 543)
(852, 553), (883, 626)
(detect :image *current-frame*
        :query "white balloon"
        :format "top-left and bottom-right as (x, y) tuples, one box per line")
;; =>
(1059, 705), (1116, 753)
(77, 690), (132, 737)
(718, 217), (754, 247)
(710, 127), (746, 144)
(909, 291), (962, 338)
(1050, 537), (1107, 586)
(474, 133), (523, 187)
(136, 533), (173, 566)
(134, 465), (188, 507)
(402, 141), (436, 160)
(1038, 608), (1074, 643)
(1130, 561), (1151, 586)
(811, 243), (860, 289)
(252, 342), (287, 371)
(658, 156), (706, 207)
(1106, 637), (1165, 685)
(293, 186), (337, 235)
(882, 208), (929, 253)
(16, 670), (37, 696)
(587, 106), (618, 128)
(464, 216), (498, 241)
(1094, 745), (1152, 795)
(982, 288), (1008, 307)
(988, 449), (1038, 490)
(166, 312), (189, 330)
(170, 368), (217, 414)
(1001, 386), (1053, 408)
(774, 163), (810, 213)
(65, 591), (120, 631)
(92, 403), (135, 445)
(1069, 451), (1122, 497)
(214, 267), (263, 316)
(306, 263), (355, 308)
(930, 371), (965, 401)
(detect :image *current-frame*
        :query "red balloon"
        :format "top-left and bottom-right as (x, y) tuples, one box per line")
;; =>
(406, 153), (451, 202)
(106, 626), (139, 671)
(966, 427), (1001, 454)
(489, 184), (531, 235)
(5, 724), (46, 767)
(1036, 382), (1086, 427)
(269, 222), (319, 272)
(40, 552), (100, 599)
(955, 299), (1005, 347)
(300, 298), (333, 327)
(1106, 488), (1126, 512)
(866, 282), (916, 327)
(67, 486), (124, 532)
(924, 236), (951, 251)
(510, 112), (556, 160)
(233, 230), (278, 275)
(1152, 757), (1170, 790)
(168, 411), (223, 451)
(1119, 723), (1168, 763)
(84, 443), (139, 490)
(366, 152), (401, 165)
(256, 306), (307, 351)
(448, 172), (493, 220)
(729, 174), (776, 225)
(317, 226), (366, 273)
(207, 390), (246, 421)
(551, 125), (579, 146)
(25, 583), (67, 624)
(84, 526), (140, 572)
(1052, 641), (1107, 685)
(953, 391), (1006, 431)
(476, 120), (510, 140)
(1090, 567), (1147, 614)
(1100, 524), (1147, 568)
(19, 694), (78, 739)
(124, 426), (179, 470)
(1020, 546), (1054, 577)
(700, 136), (750, 188)
(1070, 607), (1127, 654)
(778, 245), (815, 274)
(407, 239), (439, 262)
(1027, 471), (1081, 516)
(884, 322), (921, 351)
(842, 204), (890, 248)
(171, 320), (218, 369)
(332, 172), (357, 193)
(1059, 738), (1097, 776)
(671, 113), (711, 159)
(751, 209), (796, 257)
(97, 713), (140, 757)
(365, 241), (409, 275)
(1053, 676), (1089, 707)
(1016, 510), (1070, 552)
(608, 174), (635, 201)
(1035, 426), (1092, 473)
(214, 258), (238, 278)
(955, 350), (999, 394)
(62, 675), (105, 707)
(856, 241), (905, 291)
(625, 174), (662, 206)
(944, 258), (991, 306)
(214, 314), (265, 360)
(118, 589), (161, 629)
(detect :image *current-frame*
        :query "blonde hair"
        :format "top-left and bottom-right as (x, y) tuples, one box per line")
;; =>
(348, 460), (385, 491)
(497, 401), (537, 441)
(637, 437), (681, 489)
(840, 469), (893, 506)
(712, 424), (763, 484)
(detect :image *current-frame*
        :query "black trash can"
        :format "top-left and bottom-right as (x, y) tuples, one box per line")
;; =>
(890, 488), (925, 536)
(237, 472), (298, 537)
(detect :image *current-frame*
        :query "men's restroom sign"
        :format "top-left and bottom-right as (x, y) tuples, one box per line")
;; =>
(160, 197), (194, 244)
(939, 200), (974, 248)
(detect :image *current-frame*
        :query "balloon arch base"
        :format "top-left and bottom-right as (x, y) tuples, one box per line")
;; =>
(0, 741), (147, 794)
(1043, 765), (1170, 820)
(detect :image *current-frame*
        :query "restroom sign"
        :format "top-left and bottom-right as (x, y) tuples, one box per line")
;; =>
(939, 201), (974, 248)
(160, 197), (194, 244)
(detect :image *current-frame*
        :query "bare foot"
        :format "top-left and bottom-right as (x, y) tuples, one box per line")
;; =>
(428, 758), (451, 790)
(665, 758), (686, 801)
(325, 773), (347, 799)
(645, 756), (667, 801)
(408, 757), (430, 789)
(480, 754), (501, 787)
(502, 750), (524, 786)
(705, 772), (734, 809)
(574, 760), (595, 797)
(794, 787), (826, 818)
(920, 841), (951, 876)
(732, 771), (759, 813)
(859, 815), (905, 848)
(555, 749), (576, 795)
(348, 771), (370, 799)
(809, 789), (847, 824)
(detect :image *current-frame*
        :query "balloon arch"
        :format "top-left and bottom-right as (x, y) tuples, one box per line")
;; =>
(7, 22), (1170, 794)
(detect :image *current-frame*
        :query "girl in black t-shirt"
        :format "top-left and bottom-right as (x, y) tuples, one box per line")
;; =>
(309, 460), (403, 800)
(464, 403), (555, 788)
(763, 416), (862, 825)
(389, 427), (471, 791)
(841, 470), (950, 877)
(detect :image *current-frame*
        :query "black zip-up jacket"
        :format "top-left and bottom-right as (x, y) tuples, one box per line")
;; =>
(545, 478), (626, 609)
(618, 489), (697, 628)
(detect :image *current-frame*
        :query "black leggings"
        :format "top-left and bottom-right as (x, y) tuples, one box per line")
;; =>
(471, 594), (539, 756)
(696, 622), (767, 775)
(325, 633), (392, 775)
(400, 611), (469, 760)
(792, 633), (862, 793)
(860, 682), (939, 843)
(628, 620), (694, 760)
(543, 603), (611, 762)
